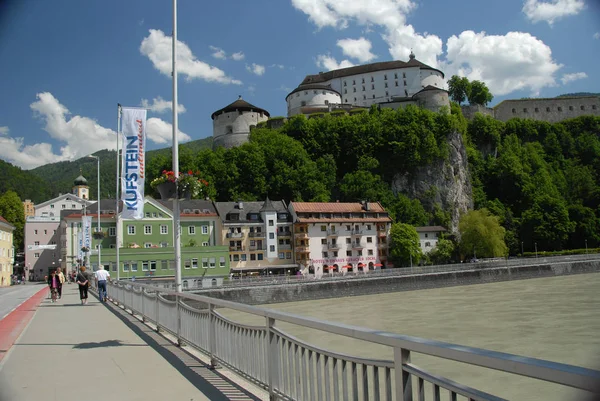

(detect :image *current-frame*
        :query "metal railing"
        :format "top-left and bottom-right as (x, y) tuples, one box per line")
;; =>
(104, 280), (600, 401)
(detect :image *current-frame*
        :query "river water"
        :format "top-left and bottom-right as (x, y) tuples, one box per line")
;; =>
(222, 273), (600, 400)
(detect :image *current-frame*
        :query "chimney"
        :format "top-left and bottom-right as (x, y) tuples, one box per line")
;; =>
(364, 201), (370, 211)
(238, 200), (244, 210)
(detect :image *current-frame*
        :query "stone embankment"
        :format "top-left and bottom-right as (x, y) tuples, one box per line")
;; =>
(192, 260), (600, 305)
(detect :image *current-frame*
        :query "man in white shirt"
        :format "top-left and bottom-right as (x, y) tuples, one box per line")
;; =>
(95, 267), (111, 303)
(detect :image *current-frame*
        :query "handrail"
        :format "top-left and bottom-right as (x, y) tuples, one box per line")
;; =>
(110, 279), (600, 393)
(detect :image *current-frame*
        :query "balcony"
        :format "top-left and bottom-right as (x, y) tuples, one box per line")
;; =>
(277, 231), (292, 237)
(351, 229), (364, 235)
(327, 243), (340, 250)
(378, 242), (388, 248)
(279, 244), (292, 250)
(327, 229), (338, 236)
(351, 242), (363, 249)
(295, 245), (309, 252)
(249, 245), (266, 251)
(248, 232), (265, 238)
(295, 231), (309, 238)
(377, 225), (387, 232)
(229, 246), (245, 252)
(226, 232), (244, 239)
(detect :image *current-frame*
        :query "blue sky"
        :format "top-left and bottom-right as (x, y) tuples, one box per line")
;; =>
(0, 0), (598, 169)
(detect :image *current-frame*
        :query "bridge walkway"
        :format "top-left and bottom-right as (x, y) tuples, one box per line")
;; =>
(0, 285), (264, 401)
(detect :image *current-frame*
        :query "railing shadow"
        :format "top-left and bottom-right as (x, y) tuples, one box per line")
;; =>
(101, 294), (262, 401)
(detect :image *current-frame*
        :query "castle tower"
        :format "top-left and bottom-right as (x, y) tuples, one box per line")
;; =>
(72, 170), (89, 199)
(211, 96), (270, 149)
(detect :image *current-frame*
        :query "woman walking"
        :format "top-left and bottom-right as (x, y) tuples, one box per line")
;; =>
(47, 270), (59, 302)
(76, 266), (90, 305)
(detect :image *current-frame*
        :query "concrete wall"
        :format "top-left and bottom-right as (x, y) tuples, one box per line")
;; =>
(194, 260), (600, 305)
(494, 97), (600, 123)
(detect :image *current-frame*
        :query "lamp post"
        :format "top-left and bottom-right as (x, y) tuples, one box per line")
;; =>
(521, 241), (524, 257)
(172, 0), (182, 293)
(534, 242), (538, 260)
(585, 239), (588, 255)
(87, 155), (101, 271)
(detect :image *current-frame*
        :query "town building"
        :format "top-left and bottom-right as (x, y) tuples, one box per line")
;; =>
(25, 176), (92, 280)
(415, 226), (447, 254)
(288, 201), (392, 273)
(23, 199), (35, 218)
(286, 52), (449, 117)
(0, 216), (15, 287)
(62, 198), (230, 287)
(211, 96), (270, 149)
(214, 199), (295, 274)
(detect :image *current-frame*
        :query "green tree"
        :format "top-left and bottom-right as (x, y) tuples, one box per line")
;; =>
(389, 223), (422, 267)
(0, 190), (25, 251)
(447, 76), (471, 105)
(427, 238), (455, 265)
(468, 80), (493, 106)
(459, 209), (508, 259)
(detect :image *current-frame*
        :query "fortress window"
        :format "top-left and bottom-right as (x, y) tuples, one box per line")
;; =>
(344, 81), (347, 87)
(354, 97), (357, 102)
(403, 72), (406, 78)
(384, 75), (388, 80)
(353, 88), (356, 93)
(371, 77), (374, 82)
(344, 89), (347, 94)
(512, 108), (516, 114)
(362, 78), (365, 83)
(535, 108), (539, 112)
(313, 90), (317, 94)
(345, 98), (348, 103)
(353, 80), (355, 85)
(385, 91), (389, 96)
(325, 100), (329, 105)
(371, 84), (375, 90)
(304, 91), (308, 95)
(558, 107), (562, 111)
(405, 90), (408, 96)
(581, 105), (585, 110)
(372, 94), (375, 99)
(322, 91), (326, 95)
(362, 86), (365, 91)
(404, 80), (407, 86)
(523, 108), (528, 113)
(593, 105), (597, 110)
(301, 101), (306, 107)
(394, 73), (398, 79)
(569, 106), (574, 111)
(546, 107), (551, 112)
(385, 82), (388, 88)
(363, 95), (366, 100)
(395, 81), (399, 87)
(226, 125), (233, 134)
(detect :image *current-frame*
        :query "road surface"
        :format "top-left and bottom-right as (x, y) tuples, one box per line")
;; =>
(0, 284), (47, 321)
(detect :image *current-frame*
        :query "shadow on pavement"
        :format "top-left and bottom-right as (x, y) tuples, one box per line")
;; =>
(102, 297), (262, 401)
(15, 341), (148, 349)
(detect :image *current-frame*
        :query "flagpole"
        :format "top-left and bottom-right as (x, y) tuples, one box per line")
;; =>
(116, 103), (122, 281)
(172, 0), (182, 293)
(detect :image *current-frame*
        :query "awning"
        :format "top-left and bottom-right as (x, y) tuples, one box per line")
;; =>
(374, 263), (383, 267)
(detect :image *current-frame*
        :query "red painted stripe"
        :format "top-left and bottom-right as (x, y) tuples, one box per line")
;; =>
(0, 287), (49, 362)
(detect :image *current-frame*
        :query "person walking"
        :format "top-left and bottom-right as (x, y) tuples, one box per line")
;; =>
(56, 267), (65, 299)
(95, 266), (110, 302)
(47, 270), (59, 302)
(76, 266), (90, 305)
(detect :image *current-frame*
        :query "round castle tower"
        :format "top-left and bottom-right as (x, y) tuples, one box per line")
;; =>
(211, 96), (270, 149)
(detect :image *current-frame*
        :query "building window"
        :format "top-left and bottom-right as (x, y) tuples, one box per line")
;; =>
(219, 257), (226, 267)
(201, 225), (208, 234)
(269, 220), (274, 226)
(368, 249), (373, 255)
(144, 225), (152, 234)
(352, 80), (355, 85)
(144, 243), (152, 248)
(50, 205), (54, 209)
(257, 253), (264, 260)
(269, 245), (275, 252)
(301, 101), (306, 106)
(322, 252), (328, 258)
(569, 106), (574, 111)
(150, 261), (157, 271)
(202, 258), (208, 268)
(362, 78), (365, 83)
(159, 225), (168, 234)
(131, 262), (138, 271)
(202, 242), (209, 246)
(385, 91), (389, 97)
(558, 107), (562, 111)
(593, 105), (597, 110)
(523, 108), (528, 113)
(344, 89), (347, 94)
(346, 250), (352, 256)
(403, 72), (406, 78)
(62, 205), (66, 209)
(363, 95), (366, 100)
(394, 73), (398, 79)
(372, 94), (375, 99)
(160, 242), (168, 247)
(384, 82), (388, 88)
(161, 260), (168, 270)
(250, 253), (256, 261)
(34, 241), (40, 246)
(384, 74), (387, 80)
(371, 84), (374, 90)
(362, 86), (365, 91)
(184, 260), (191, 269)
(34, 230), (38, 235)
(535, 108), (539, 112)
(128, 225), (135, 235)
(546, 107), (551, 112)
(34, 253), (40, 258)
(108, 227), (116, 236)
(512, 108), (516, 114)
(209, 258), (216, 268)
(354, 97), (357, 102)
(123, 263), (129, 272)
(188, 226), (195, 235)
(353, 88), (356, 93)
(142, 261), (149, 271)
(403, 80), (407, 86)
(367, 237), (373, 243)
(344, 81), (347, 86)
(324, 100), (329, 105)
(581, 105), (585, 110)
(395, 81), (399, 87)
(192, 258), (198, 268)
(321, 238), (327, 245)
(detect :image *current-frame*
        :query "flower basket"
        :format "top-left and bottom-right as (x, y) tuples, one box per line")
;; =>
(156, 181), (177, 200)
(81, 247), (90, 253)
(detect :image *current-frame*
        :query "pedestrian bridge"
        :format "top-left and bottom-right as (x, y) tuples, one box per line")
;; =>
(1, 280), (599, 401)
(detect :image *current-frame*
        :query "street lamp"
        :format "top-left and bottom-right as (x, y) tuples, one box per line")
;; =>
(585, 239), (588, 255)
(87, 155), (101, 271)
(535, 242), (538, 260)
(521, 241), (524, 257)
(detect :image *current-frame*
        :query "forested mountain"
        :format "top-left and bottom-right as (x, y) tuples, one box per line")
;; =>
(0, 160), (53, 203)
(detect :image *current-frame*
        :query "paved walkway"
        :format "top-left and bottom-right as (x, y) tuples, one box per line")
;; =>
(0, 285), (263, 401)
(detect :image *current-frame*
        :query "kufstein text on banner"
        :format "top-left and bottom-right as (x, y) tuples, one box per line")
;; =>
(120, 107), (147, 220)
(82, 216), (92, 250)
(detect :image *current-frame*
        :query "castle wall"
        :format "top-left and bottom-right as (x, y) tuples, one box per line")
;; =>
(213, 110), (269, 149)
(494, 97), (600, 123)
(461, 105), (495, 120)
(287, 90), (341, 116)
(414, 89), (450, 113)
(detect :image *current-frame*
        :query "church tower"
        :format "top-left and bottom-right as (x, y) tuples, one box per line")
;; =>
(72, 170), (90, 199)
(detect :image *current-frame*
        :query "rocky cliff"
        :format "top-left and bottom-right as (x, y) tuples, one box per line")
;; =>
(392, 130), (473, 234)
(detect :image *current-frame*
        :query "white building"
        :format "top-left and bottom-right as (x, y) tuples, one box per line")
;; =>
(288, 201), (392, 273)
(286, 52), (448, 116)
(415, 226), (447, 254)
(212, 96), (270, 149)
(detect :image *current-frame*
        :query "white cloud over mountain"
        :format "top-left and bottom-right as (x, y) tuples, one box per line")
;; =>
(293, 0), (571, 96)
(522, 0), (585, 25)
(0, 93), (189, 170)
(140, 30), (242, 85)
(337, 37), (376, 63)
(246, 63), (266, 76)
(561, 72), (587, 84)
(141, 97), (187, 114)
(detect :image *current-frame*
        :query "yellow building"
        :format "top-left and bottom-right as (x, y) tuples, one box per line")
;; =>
(23, 199), (35, 218)
(0, 216), (15, 287)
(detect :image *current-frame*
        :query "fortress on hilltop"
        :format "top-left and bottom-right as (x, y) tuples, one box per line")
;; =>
(211, 53), (599, 149)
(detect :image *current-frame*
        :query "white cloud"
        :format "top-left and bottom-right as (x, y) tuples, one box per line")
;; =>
(0, 126), (8, 135)
(209, 45), (227, 60)
(561, 72), (588, 84)
(337, 37), (376, 62)
(594, 32), (600, 40)
(146, 118), (191, 145)
(522, 0), (585, 25)
(385, 25), (442, 67)
(246, 63), (266, 76)
(140, 97), (186, 114)
(140, 29), (242, 85)
(231, 52), (245, 61)
(443, 31), (562, 96)
(279, 85), (292, 92)
(315, 55), (354, 71)
(270, 64), (285, 69)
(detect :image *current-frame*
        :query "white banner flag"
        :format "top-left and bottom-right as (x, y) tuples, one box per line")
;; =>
(120, 107), (147, 220)
(82, 216), (92, 251)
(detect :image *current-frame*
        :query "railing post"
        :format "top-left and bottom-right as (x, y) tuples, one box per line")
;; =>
(155, 290), (160, 333)
(176, 294), (182, 347)
(394, 347), (413, 401)
(266, 316), (280, 401)
(208, 303), (219, 369)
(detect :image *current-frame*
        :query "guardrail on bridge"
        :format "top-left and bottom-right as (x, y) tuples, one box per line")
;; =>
(103, 280), (600, 401)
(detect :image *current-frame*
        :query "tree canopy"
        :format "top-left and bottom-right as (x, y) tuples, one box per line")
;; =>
(447, 76), (493, 106)
(459, 209), (508, 259)
(0, 190), (25, 251)
(389, 223), (422, 266)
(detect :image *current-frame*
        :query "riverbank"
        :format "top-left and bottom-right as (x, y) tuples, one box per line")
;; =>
(193, 259), (600, 305)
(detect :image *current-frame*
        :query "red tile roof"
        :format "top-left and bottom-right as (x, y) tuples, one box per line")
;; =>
(291, 201), (387, 213)
(297, 217), (391, 223)
(0, 216), (11, 225)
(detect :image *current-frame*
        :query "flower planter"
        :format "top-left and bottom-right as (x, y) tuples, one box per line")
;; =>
(156, 181), (177, 200)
